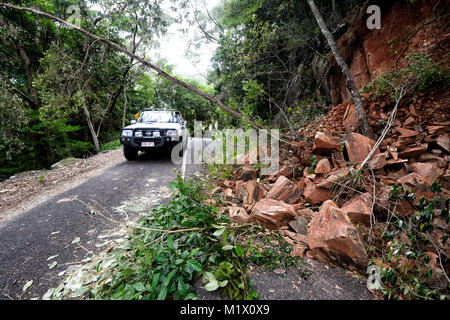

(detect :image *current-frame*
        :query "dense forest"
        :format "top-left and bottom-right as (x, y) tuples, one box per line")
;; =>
(0, 0), (368, 180)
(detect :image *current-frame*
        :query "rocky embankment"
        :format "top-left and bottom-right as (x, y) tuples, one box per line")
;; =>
(209, 88), (449, 292)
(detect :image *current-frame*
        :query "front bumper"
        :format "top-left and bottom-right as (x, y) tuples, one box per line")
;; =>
(120, 136), (181, 149)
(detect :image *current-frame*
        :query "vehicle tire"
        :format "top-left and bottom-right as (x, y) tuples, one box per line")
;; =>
(179, 144), (184, 157)
(124, 145), (138, 160)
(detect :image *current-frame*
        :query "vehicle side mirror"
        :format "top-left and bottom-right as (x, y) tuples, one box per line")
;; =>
(131, 120), (136, 124)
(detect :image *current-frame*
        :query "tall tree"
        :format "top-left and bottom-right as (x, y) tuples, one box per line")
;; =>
(306, 0), (370, 136)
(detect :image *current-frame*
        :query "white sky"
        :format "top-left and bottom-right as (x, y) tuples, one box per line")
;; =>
(90, 0), (220, 83)
(151, 0), (220, 83)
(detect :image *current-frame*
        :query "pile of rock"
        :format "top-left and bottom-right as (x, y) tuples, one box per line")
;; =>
(209, 92), (449, 274)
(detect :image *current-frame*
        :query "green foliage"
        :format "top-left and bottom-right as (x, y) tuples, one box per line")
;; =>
(129, 71), (218, 132)
(0, 76), (28, 161)
(207, 163), (235, 181)
(48, 171), (311, 300)
(308, 155), (318, 174)
(407, 52), (450, 91)
(247, 231), (306, 275)
(287, 100), (326, 128)
(49, 173), (257, 300)
(209, 0), (365, 124)
(100, 139), (121, 152)
(375, 182), (449, 300)
(362, 52), (450, 101)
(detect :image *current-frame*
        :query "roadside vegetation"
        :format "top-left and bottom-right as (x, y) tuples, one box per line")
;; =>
(46, 172), (305, 300)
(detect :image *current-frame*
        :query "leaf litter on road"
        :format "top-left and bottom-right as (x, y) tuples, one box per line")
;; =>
(71, 237), (80, 244)
(23, 280), (33, 292)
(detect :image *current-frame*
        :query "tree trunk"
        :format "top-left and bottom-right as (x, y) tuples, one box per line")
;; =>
(122, 86), (128, 128)
(77, 83), (100, 153)
(307, 0), (370, 137)
(14, 39), (39, 108)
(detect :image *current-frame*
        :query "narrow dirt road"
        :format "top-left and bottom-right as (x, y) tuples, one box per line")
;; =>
(0, 142), (374, 300)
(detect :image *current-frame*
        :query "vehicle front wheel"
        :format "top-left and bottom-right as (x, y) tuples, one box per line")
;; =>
(123, 145), (138, 160)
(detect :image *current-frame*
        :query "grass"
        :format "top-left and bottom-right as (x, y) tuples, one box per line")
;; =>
(100, 139), (121, 152)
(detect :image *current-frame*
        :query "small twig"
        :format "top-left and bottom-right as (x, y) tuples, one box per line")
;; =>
(369, 169), (377, 239)
(75, 198), (203, 235)
(77, 242), (93, 255)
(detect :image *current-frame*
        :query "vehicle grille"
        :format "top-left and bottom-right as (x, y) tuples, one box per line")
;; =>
(134, 130), (165, 137)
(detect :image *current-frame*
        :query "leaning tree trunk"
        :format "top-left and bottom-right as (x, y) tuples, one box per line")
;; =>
(77, 83), (100, 153)
(0, 3), (249, 126)
(307, 0), (371, 137)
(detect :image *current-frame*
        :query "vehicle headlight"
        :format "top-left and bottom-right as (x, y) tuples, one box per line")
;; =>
(166, 130), (177, 136)
(153, 131), (160, 137)
(122, 130), (133, 137)
(135, 131), (143, 137)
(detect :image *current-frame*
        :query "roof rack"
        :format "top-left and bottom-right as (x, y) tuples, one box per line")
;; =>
(143, 107), (178, 112)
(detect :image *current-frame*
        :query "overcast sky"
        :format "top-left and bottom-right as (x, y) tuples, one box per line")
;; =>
(150, 0), (220, 83)
(90, 0), (220, 83)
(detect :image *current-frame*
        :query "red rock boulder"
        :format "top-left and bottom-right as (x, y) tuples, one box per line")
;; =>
(266, 175), (302, 204)
(228, 207), (251, 223)
(411, 162), (443, 184)
(343, 104), (360, 131)
(303, 179), (333, 204)
(240, 166), (257, 181)
(236, 180), (266, 205)
(341, 193), (373, 225)
(251, 198), (297, 229)
(312, 132), (342, 155)
(344, 132), (378, 164)
(315, 158), (332, 175)
(306, 200), (368, 271)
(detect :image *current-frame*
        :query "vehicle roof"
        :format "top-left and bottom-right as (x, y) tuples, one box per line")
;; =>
(141, 110), (178, 113)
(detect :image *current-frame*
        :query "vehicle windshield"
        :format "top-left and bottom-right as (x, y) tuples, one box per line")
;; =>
(138, 111), (179, 123)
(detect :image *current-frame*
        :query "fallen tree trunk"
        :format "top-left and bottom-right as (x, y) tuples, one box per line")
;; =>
(0, 3), (246, 123)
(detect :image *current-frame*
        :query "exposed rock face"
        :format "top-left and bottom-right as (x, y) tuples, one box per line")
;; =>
(307, 201), (368, 271)
(345, 132), (378, 164)
(436, 135), (450, 153)
(397, 127), (418, 138)
(235, 180), (266, 205)
(288, 215), (308, 235)
(424, 252), (449, 290)
(251, 198), (297, 230)
(398, 144), (429, 159)
(316, 168), (350, 189)
(321, 0), (441, 105)
(312, 132), (342, 155)
(297, 208), (315, 222)
(268, 165), (292, 182)
(367, 152), (387, 170)
(266, 175), (302, 204)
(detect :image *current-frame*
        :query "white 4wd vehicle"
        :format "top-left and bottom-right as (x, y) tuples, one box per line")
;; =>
(120, 110), (187, 160)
